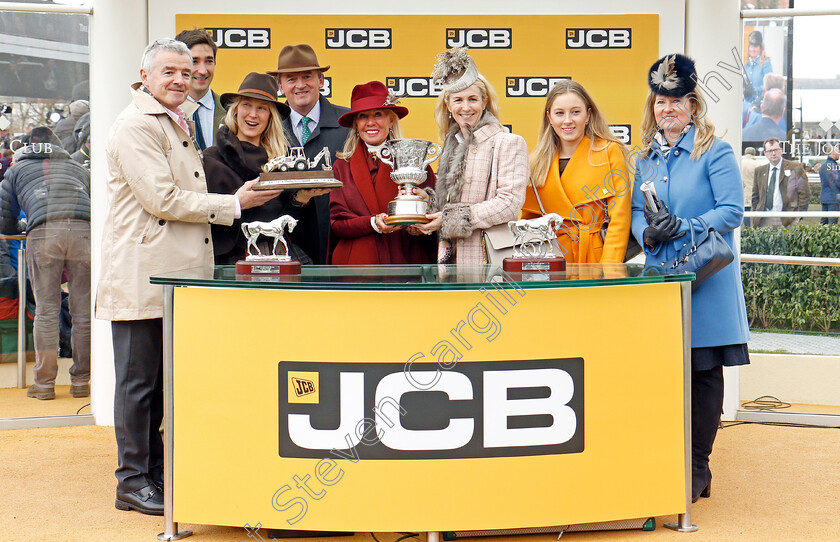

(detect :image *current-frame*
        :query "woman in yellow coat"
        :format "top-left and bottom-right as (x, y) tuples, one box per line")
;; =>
(521, 80), (631, 263)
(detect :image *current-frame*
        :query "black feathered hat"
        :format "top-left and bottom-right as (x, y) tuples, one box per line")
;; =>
(647, 54), (697, 98)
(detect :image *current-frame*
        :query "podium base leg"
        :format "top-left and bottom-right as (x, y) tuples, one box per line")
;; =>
(157, 529), (193, 541)
(664, 515), (698, 532)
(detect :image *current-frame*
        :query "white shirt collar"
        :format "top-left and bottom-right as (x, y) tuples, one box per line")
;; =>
(289, 99), (321, 127)
(188, 89), (214, 110)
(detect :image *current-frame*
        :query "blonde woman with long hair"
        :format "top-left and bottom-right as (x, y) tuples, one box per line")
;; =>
(522, 79), (631, 263)
(329, 81), (436, 264)
(632, 54), (749, 504)
(411, 47), (528, 265)
(204, 72), (290, 264)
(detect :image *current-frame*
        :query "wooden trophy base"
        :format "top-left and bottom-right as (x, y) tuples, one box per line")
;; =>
(256, 171), (343, 191)
(236, 258), (301, 276)
(502, 256), (566, 273)
(384, 214), (430, 226)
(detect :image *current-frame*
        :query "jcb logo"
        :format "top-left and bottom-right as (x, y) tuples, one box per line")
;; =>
(609, 124), (631, 145)
(325, 28), (392, 49)
(566, 28), (631, 49)
(386, 77), (441, 98)
(279, 359), (584, 460)
(287, 372), (319, 405)
(506, 77), (569, 97)
(292, 378), (315, 397)
(446, 28), (512, 49)
(207, 28), (270, 49)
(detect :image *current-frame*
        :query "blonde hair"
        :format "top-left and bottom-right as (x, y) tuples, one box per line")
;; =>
(640, 87), (716, 160)
(745, 41), (770, 67)
(529, 80), (627, 188)
(337, 110), (403, 160)
(224, 96), (289, 159)
(433, 73), (501, 141)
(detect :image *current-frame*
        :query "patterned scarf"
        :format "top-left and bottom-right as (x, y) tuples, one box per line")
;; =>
(653, 122), (692, 159)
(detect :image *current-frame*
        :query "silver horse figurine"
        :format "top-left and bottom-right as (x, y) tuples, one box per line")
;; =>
(241, 215), (298, 259)
(508, 213), (563, 259)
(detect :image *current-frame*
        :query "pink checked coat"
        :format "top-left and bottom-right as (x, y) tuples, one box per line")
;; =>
(448, 123), (529, 264)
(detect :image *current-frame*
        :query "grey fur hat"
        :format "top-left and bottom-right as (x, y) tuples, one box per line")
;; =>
(432, 47), (480, 93)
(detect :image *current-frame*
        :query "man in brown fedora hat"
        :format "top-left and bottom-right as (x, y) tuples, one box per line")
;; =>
(267, 43), (349, 264)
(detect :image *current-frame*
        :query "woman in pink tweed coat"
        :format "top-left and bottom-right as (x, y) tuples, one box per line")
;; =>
(410, 48), (528, 265)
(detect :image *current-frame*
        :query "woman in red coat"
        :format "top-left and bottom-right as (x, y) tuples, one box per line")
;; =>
(330, 81), (436, 265)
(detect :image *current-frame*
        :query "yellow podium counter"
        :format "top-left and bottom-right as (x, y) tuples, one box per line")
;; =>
(151, 264), (695, 540)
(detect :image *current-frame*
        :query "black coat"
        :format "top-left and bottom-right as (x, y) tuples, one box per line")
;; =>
(205, 126), (282, 264)
(280, 95), (350, 264)
(0, 144), (90, 235)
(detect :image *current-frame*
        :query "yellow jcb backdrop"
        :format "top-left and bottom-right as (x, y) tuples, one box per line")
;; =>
(176, 14), (658, 151)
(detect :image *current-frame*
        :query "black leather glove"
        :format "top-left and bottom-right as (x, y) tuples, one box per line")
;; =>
(643, 203), (668, 226)
(643, 213), (684, 247)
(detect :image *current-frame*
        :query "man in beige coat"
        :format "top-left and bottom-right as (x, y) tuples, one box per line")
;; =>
(96, 39), (279, 516)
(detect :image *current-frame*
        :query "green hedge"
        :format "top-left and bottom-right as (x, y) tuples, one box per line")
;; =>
(741, 225), (840, 332)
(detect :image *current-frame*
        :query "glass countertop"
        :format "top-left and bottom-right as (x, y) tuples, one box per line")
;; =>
(150, 264), (693, 291)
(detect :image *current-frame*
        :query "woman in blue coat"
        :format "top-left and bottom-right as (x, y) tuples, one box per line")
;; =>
(742, 30), (772, 126)
(631, 54), (750, 504)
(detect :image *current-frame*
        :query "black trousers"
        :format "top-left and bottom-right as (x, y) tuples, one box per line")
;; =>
(691, 365), (724, 497)
(112, 319), (164, 492)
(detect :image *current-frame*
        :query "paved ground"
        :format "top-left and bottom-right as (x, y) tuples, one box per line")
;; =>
(749, 330), (840, 355)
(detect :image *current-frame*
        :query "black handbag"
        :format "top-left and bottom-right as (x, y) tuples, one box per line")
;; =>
(662, 217), (734, 290)
(600, 205), (643, 262)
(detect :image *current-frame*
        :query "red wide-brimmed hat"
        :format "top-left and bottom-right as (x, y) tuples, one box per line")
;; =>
(337, 81), (409, 128)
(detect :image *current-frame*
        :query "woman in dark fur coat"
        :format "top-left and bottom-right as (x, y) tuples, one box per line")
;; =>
(203, 72), (294, 264)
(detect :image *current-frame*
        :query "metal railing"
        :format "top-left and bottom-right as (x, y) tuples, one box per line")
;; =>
(737, 212), (839, 427)
(0, 235), (28, 389)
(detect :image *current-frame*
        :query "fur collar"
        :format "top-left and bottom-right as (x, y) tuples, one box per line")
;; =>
(435, 111), (502, 205)
(211, 125), (268, 180)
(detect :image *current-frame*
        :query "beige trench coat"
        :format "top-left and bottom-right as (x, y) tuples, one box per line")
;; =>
(96, 84), (237, 321)
(453, 123), (529, 265)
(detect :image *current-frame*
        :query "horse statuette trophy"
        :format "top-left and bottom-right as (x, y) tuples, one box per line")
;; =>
(503, 213), (566, 273)
(235, 215), (301, 275)
(378, 138), (442, 225)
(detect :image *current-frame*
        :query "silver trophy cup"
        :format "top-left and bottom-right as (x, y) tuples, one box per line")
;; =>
(378, 138), (442, 225)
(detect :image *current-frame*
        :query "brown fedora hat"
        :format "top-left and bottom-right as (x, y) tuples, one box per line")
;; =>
(220, 72), (291, 116)
(266, 44), (330, 76)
